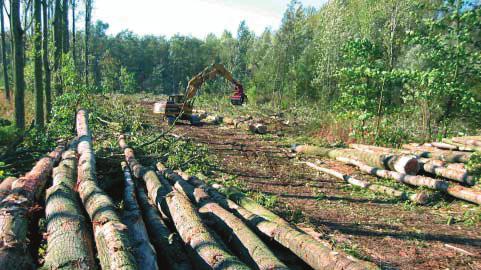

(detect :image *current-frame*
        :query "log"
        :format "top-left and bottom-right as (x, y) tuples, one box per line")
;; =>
(430, 142), (458, 151)
(0, 177), (16, 201)
(176, 172), (379, 270)
(451, 137), (481, 147)
(121, 162), (158, 270)
(159, 166), (288, 270)
(418, 159), (473, 185)
(76, 109), (137, 270)
(118, 136), (247, 270)
(337, 157), (481, 205)
(303, 162), (429, 204)
(348, 144), (394, 154)
(203, 115), (223, 125)
(136, 185), (192, 270)
(0, 145), (64, 270)
(402, 144), (472, 163)
(442, 139), (481, 152)
(44, 149), (97, 270)
(294, 145), (420, 175)
(166, 190), (249, 270)
(248, 123), (268, 134)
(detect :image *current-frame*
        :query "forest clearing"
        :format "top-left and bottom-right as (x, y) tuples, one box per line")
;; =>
(1, 0), (481, 269)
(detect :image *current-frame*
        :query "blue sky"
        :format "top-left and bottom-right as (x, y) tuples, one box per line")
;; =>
(93, 0), (326, 38)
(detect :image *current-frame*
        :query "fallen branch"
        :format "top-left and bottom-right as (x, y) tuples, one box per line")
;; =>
(76, 110), (137, 270)
(0, 145), (64, 269)
(303, 161), (429, 204)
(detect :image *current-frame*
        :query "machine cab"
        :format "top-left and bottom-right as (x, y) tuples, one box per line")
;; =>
(167, 94), (185, 104)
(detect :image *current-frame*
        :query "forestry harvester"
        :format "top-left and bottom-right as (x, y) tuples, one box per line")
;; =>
(154, 63), (247, 125)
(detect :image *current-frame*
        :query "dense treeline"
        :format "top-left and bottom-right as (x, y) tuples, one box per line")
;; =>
(1, 0), (481, 144)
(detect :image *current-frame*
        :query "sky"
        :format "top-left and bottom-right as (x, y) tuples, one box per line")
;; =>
(93, 0), (326, 39)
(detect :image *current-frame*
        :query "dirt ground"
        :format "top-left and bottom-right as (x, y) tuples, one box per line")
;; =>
(161, 116), (481, 270)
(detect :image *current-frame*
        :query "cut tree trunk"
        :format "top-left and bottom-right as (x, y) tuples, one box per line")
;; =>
(337, 157), (481, 205)
(76, 110), (137, 270)
(430, 142), (458, 151)
(159, 166), (288, 270)
(119, 135), (247, 270)
(44, 149), (97, 270)
(294, 145), (419, 175)
(303, 161), (429, 204)
(442, 139), (481, 152)
(166, 190), (249, 270)
(175, 172), (379, 270)
(402, 144), (471, 163)
(121, 162), (158, 270)
(418, 158), (473, 185)
(248, 123), (268, 134)
(136, 184), (192, 270)
(0, 177), (16, 201)
(0, 146), (64, 270)
(451, 137), (481, 147)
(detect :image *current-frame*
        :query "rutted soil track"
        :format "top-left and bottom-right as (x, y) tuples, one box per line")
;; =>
(161, 117), (481, 270)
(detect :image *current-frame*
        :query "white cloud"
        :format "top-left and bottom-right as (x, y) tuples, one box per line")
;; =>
(93, 0), (326, 38)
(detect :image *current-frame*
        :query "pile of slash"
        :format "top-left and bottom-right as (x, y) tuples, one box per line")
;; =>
(0, 109), (380, 270)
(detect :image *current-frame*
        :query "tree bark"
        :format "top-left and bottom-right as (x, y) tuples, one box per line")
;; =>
(294, 145), (420, 175)
(118, 135), (247, 270)
(136, 184), (192, 270)
(71, 0), (76, 65)
(120, 162), (159, 270)
(402, 143), (471, 163)
(160, 166), (288, 270)
(337, 157), (481, 205)
(62, 0), (69, 53)
(0, 177), (16, 202)
(442, 139), (481, 152)
(0, 146), (64, 270)
(418, 158), (473, 185)
(44, 149), (97, 269)
(11, 0), (25, 130)
(451, 136), (481, 147)
(42, 0), (52, 120)
(176, 172), (379, 270)
(34, 0), (44, 129)
(76, 110), (137, 270)
(53, 0), (63, 95)
(0, 0), (10, 101)
(430, 142), (458, 151)
(84, 0), (92, 87)
(303, 162), (429, 204)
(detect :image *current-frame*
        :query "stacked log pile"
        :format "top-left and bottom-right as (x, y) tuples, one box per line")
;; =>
(294, 135), (481, 205)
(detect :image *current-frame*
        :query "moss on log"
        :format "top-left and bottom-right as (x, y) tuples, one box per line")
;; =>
(175, 172), (379, 270)
(0, 145), (64, 270)
(294, 145), (419, 175)
(121, 162), (158, 270)
(44, 150), (97, 270)
(304, 161), (429, 204)
(76, 110), (137, 270)
(160, 167), (288, 270)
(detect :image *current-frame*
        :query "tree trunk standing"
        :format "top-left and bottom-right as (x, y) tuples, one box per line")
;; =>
(42, 0), (52, 120)
(71, 0), (76, 65)
(11, 0), (25, 130)
(53, 0), (63, 95)
(34, 0), (44, 129)
(85, 0), (91, 87)
(62, 0), (69, 53)
(0, 0), (10, 101)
